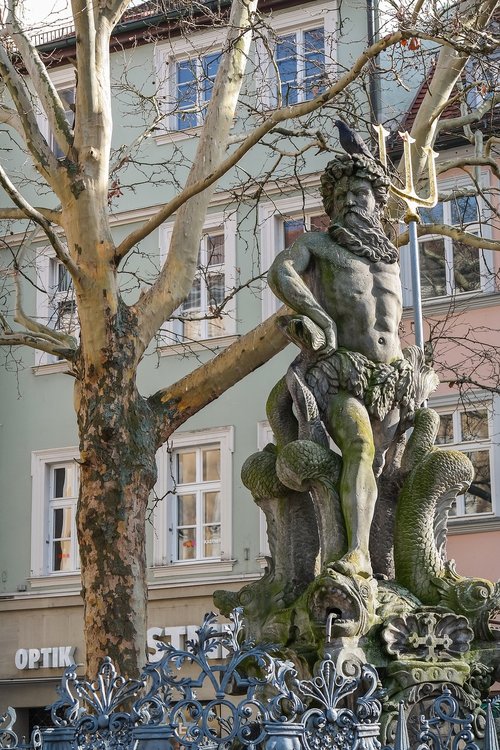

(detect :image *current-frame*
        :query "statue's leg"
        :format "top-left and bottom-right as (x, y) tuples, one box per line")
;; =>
(327, 391), (376, 578)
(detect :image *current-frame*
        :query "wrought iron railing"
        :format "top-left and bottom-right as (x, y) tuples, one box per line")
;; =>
(0, 609), (498, 750)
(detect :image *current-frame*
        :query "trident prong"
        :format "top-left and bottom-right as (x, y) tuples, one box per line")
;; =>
(372, 124), (390, 168)
(374, 125), (439, 357)
(375, 128), (439, 222)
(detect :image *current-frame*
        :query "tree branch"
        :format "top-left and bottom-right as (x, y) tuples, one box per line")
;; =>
(0, 207), (62, 223)
(405, 0), (499, 182)
(71, 0), (114, 212)
(437, 156), (500, 180)
(436, 91), (500, 134)
(116, 28), (407, 267)
(5, 7), (75, 160)
(0, 41), (59, 187)
(150, 308), (289, 443)
(0, 102), (23, 136)
(397, 222), (500, 251)
(0, 330), (77, 358)
(71, 0), (98, 135)
(99, 0), (131, 30)
(0, 163), (80, 276)
(134, 0), (260, 353)
(485, 136), (500, 158)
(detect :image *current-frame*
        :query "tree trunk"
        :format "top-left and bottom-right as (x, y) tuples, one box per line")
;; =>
(75, 304), (160, 677)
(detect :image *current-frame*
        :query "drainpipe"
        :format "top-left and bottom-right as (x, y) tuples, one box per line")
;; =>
(366, 0), (381, 126)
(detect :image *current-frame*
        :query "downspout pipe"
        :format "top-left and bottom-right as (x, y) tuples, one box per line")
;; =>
(366, 0), (381, 125)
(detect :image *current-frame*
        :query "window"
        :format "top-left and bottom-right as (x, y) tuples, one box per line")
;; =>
(50, 86), (75, 158)
(178, 231), (226, 341)
(175, 52), (220, 130)
(160, 213), (237, 346)
(173, 444), (222, 561)
(35, 66), (75, 156)
(35, 251), (78, 367)
(419, 197), (482, 299)
(275, 27), (325, 105)
(31, 448), (80, 578)
(153, 427), (234, 573)
(47, 257), (77, 334)
(48, 463), (79, 572)
(434, 404), (494, 517)
(254, 5), (336, 111)
(259, 196), (328, 318)
(282, 213), (329, 246)
(156, 32), (221, 135)
(400, 190), (494, 305)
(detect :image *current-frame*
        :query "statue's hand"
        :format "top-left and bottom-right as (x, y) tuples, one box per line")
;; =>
(278, 315), (323, 351)
(320, 322), (337, 355)
(278, 315), (337, 355)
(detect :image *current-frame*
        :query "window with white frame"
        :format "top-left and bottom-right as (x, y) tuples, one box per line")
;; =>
(50, 86), (75, 158)
(153, 427), (233, 568)
(275, 26), (325, 105)
(259, 196), (328, 318)
(254, 4), (336, 111)
(401, 191), (494, 305)
(31, 448), (80, 577)
(156, 32), (221, 134)
(35, 66), (76, 157)
(434, 403), (495, 517)
(173, 443), (222, 561)
(160, 214), (236, 345)
(175, 52), (220, 130)
(35, 251), (78, 365)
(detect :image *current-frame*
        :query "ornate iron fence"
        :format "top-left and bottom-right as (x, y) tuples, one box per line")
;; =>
(0, 609), (498, 750)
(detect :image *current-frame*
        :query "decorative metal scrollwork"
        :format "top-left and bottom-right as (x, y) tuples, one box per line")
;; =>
(415, 690), (479, 750)
(0, 610), (494, 750)
(50, 656), (144, 749)
(0, 708), (19, 749)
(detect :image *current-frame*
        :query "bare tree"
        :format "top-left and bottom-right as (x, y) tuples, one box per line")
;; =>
(0, 0), (498, 676)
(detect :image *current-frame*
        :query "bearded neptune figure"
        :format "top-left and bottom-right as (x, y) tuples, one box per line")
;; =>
(214, 143), (500, 703)
(267, 153), (434, 581)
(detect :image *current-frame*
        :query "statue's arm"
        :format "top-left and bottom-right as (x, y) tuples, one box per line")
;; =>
(268, 240), (337, 352)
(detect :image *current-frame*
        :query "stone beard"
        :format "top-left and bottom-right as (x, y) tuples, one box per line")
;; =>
(328, 207), (399, 265)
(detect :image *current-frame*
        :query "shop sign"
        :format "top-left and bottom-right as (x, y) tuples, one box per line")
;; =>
(147, 624), (228, 663)
(14, 624), (225, 670)
(15, 646), (76, 670)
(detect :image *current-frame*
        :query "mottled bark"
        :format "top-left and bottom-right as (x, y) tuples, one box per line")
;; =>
(75, 303), (159, 677)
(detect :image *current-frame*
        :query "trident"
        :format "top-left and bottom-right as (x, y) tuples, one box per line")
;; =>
(373, 125), (439, 352)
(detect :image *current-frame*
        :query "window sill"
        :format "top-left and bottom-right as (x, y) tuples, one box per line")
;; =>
(154, 116), (238, 145)
(151, 559), (236, 582)
(448, 514), (500, 534)
(159, 334), (239, 357)
(24, 573), (81, 597)
(402, 290), (500, 318)
(32, 360), (70, 376)
(154, 127), (202, 145)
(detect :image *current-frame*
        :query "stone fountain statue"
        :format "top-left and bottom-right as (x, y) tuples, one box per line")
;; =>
(214, 137), (500, 733)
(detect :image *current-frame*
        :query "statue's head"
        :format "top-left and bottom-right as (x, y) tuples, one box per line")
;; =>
(320, 154), (391, 222)
(319, 153), (397, 263)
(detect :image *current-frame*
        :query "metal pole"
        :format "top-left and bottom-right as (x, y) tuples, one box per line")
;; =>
(408, 218), (425, 352)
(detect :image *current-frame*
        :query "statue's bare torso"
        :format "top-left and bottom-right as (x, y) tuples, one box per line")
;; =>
(269, 231), (403, 364)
